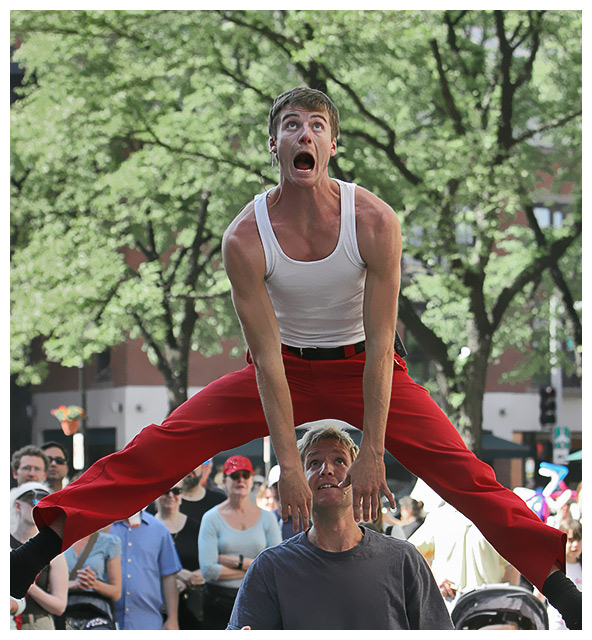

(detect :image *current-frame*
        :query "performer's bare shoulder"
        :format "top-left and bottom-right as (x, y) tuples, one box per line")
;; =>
(222, 199), (265, 280)
(353, 185), (401, 263)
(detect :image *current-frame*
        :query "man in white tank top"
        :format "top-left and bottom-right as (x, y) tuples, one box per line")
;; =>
(18, 88), (580, 629)
(223, 88), (401, 530)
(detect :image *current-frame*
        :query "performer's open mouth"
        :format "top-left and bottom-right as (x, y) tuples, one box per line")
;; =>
(294, 152), (315, 171)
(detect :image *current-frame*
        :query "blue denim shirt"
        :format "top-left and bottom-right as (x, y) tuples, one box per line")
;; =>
(111, 511), (182, 630)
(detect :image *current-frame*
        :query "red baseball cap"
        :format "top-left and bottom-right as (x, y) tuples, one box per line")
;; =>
(223, 455), (254, 476)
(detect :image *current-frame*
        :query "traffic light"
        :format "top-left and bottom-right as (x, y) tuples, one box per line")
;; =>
(539, 386), (557, 425)
(535, 440), (553, 463)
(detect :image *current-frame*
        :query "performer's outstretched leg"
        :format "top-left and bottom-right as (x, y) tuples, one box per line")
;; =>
(315, 351), (581, 629)
(10, 527), (63, 599)
(12, 361), (270, 597)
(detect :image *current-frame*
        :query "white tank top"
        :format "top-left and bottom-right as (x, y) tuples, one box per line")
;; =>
(254, 179), (367, 348)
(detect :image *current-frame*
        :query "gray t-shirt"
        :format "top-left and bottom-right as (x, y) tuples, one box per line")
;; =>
(227, 526), (453, 630)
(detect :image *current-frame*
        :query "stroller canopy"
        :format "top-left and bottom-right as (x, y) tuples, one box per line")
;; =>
(451, 584), (548, 630)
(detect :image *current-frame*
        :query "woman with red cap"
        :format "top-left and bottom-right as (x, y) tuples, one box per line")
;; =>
(198, 455), (281, 629)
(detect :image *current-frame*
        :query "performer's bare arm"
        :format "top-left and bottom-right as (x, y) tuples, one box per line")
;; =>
(222, 204), (312, 531)
(339, 187), (400, 522)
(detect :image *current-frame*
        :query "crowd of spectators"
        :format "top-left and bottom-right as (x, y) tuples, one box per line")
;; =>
(10, 442), (582, 630)
(9, 444), (283, 630)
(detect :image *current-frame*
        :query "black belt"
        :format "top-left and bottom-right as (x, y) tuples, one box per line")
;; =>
(282, 331), (407, 361)
(282, 341), (366, 360)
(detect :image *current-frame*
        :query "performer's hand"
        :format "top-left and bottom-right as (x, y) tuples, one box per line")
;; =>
(339, 450), (395, 522)
(278, 468), (312, 532)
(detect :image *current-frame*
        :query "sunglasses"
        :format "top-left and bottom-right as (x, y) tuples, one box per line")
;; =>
(47, 456), (68, 465)
(18, 490), (49, 506)
(229, 470), (252, 481)
(162, 487), (182, 497)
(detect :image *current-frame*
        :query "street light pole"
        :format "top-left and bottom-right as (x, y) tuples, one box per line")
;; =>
(549, 295), (563, 427)
(78, 362), (88, 470)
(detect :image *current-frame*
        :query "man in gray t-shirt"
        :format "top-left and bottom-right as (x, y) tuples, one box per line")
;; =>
(227, 420), (452, 630)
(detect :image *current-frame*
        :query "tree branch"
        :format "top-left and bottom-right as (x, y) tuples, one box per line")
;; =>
(135, 113), (263, 176)
(341, 127), (422, 186)
(397, 292), (457, 380)
(128, 100), (265, 177)
(184, 191), (213, 291)
(513, 110), (583, 146)
(512, 11), (543, 90)
(430, 38), (466, 136)
(212, 45), (275, 103)
(522, 203), (582, 346)
(495, 10), (546, 152)
(130, 310), (170, 381)
(164, 191), (212, 291)
(91, 274), (133, 325)
(221, 11), (297, 62)
(495, 10), (517, 151)
(491, 222), (581, 328)
(463, 267), (492, 337)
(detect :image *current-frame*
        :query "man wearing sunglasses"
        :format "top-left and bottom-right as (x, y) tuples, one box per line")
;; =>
(179, 465), (226, 529)
(41, 442), (70, 493)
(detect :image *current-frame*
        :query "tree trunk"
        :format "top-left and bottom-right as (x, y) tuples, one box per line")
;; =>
(166, 374), (188, 416)
(458, 340), (491, 458)
(162, 345), (189, 416)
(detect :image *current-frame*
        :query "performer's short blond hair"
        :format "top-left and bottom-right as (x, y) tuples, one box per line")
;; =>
(297, 421), (359, 463)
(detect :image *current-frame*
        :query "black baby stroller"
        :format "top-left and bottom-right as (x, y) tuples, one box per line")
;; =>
(451, 584), (548, 630)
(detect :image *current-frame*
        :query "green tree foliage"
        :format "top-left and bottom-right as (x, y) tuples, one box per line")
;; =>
(11, 10), (273, 412)
(11, 10), (581, 444)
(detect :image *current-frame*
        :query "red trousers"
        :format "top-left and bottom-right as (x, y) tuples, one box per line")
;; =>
(34, 350), (565, 590)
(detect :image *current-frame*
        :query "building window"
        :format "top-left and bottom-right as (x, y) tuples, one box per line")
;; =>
(533, 206), (564, 229)
(95, 349), (111, 382)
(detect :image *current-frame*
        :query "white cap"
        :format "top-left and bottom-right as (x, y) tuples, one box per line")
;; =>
(10, 481), (51, 508)
(268, 465), (281, 487)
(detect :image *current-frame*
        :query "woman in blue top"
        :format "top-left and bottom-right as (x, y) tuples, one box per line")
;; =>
(63, 529), (122, 627)
(198, 455), (281, 629)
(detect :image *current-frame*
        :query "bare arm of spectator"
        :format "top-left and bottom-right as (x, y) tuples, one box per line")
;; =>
(219, 554), (253, 572)
(26, 553), (68, 616)
(161, 573), (180, 630)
